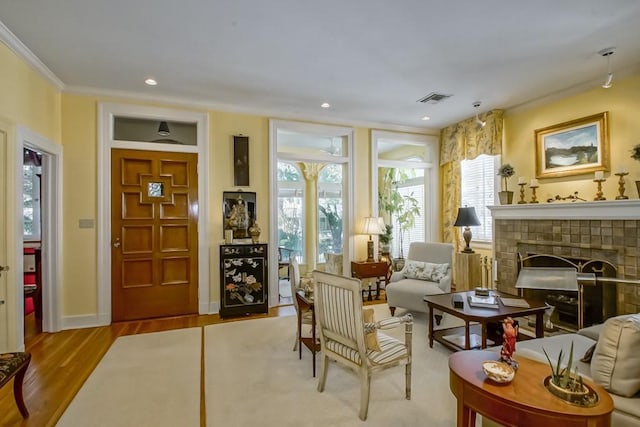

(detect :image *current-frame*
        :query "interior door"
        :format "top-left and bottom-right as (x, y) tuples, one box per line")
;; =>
(0, 127), (8, 350)
(111, 149), (198, 321)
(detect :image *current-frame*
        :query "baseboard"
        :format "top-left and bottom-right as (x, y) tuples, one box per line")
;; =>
(62, 313), (110, 330)
(204, 301), (220, 314)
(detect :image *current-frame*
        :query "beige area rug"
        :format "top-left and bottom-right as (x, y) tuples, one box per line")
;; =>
(205, 305), (481, 427)
(57, 327), (201, 427)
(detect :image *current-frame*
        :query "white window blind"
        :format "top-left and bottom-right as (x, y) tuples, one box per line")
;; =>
(460, 154), (497, 241)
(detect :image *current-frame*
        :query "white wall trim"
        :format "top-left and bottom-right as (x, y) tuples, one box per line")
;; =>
(97, 103), (210, 326)
(15, 126), (63, 348)
(62, 314), (109, 330)
(0, 20), (64, 90)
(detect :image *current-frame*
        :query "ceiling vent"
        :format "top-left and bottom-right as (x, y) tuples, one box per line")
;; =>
(416, 92), (452, 104)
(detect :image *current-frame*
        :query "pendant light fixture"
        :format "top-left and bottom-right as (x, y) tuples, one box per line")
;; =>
(599, 47), (615, 89)
(158, 121), (170, 137)
(473, 101), (486, 128)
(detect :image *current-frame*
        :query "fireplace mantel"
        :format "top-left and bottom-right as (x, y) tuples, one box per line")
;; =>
(488, 199), (640, 220)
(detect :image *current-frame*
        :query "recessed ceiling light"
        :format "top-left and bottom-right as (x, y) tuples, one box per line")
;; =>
(321, 102), (330, 109)
(421, 116), (431, 121)
(144, 77), (158, 86)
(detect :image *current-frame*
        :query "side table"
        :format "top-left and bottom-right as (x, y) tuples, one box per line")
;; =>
(449, 350), (613, 427)
(454, 252), (481, 291)
(295, 290), (320, 377)
(350, 260), (390, 301)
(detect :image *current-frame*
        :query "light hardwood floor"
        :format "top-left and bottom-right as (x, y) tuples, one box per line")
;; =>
(1, 295), (385, 426)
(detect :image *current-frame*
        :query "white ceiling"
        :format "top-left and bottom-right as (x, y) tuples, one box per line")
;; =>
(1, 1), (640, 130)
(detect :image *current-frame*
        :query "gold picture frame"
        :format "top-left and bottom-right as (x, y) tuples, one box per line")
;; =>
(535, 112), (609, 179)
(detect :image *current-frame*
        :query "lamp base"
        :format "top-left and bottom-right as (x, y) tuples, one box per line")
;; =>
(366, 240), (374, 262)
(461, 226), (474, 254)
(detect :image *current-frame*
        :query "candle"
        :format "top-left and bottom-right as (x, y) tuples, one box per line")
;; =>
(617, 165), (627, 174)
(529, 179), (538, 187)
(518, 176), (526, 185)
(594, 171), (604, 180)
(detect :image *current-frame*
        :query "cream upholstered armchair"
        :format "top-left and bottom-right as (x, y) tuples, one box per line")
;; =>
(312, 270), (413, 421)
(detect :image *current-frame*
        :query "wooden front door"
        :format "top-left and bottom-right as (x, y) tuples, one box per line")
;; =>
(111, 149), (198, 321)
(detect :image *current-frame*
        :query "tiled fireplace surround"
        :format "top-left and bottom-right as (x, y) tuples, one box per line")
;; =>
(490, 200), (640, 316)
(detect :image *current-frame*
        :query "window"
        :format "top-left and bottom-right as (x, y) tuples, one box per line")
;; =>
(277, 162), (304, 260)
(460, 154), (498, 242)
(23, 149), (42, 240)
(318, 164), (343, 262)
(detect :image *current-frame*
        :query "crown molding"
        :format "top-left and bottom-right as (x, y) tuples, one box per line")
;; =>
(64, 84), (437, 135)
(0, 20), (64, 90)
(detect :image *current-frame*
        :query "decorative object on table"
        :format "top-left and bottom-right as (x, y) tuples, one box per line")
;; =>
(467, 294), (499, 309)
(378, 218), (392, 259)
(500, 317), (519, 369)
(542, 341), (598, 407)
(631, 143), (640, 197)
(474, 286), (490, 296)
(517, 177), (527, 204)
(614, 167), (629, 199)
(452, 293), (464, 308)
(534, 112), (609, 179)
(233, 135), (250, 187)
(360, 216), (383, 262)
(482, 360), (515, 384)
(593, 171), (606, 201)
(546, 192), (586, 203)
(528, 179), (539, 204)
(248, 221), (261, 243)
(223, 191), (256, 239)
(497, 163), (515, 204)
(453, 206), (481, 253)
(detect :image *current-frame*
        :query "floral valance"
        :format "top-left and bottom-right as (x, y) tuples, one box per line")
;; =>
(439, 109), (504, 165)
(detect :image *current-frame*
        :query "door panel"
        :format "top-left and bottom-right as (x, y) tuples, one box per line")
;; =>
(111, 149), (198, 321)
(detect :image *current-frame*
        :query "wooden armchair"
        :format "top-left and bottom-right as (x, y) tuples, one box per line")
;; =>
(312, 271), (413, 421)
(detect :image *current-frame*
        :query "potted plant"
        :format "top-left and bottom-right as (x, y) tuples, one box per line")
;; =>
(631, 144), (640, 197)
(542, 341), (590, 404)
(497, 163), (515, 204)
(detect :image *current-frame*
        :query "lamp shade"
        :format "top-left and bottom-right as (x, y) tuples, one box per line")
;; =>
(361, 217), (382, 235)
(453, 207), (481, 227)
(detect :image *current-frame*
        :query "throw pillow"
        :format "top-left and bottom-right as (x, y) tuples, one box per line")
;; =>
(363, 308), (380, 351)
(403, 260), (449, 282)
(591, 314), (640, 397)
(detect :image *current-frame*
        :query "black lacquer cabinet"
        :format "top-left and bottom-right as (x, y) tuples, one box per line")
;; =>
(219, 243), (268, 317)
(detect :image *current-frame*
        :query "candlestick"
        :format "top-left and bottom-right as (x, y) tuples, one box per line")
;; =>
(615, 171), (629, 200)
(594, 171), (604, 181)
(593, 176), (606, 201)
(517, 182), (527, 204)
(529, 182), (539, 204)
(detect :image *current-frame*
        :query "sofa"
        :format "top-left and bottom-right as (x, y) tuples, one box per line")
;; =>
(386, 242), (453, 320)
(499, 313), (640, 427)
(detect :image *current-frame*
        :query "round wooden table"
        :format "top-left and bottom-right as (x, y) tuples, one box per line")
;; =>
(449, 350), (613, 427)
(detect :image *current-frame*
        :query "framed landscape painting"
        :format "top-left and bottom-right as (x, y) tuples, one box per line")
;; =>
(535, 112), (609, 178)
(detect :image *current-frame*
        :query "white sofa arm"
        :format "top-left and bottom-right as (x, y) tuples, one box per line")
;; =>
(390, 271), (405, 283)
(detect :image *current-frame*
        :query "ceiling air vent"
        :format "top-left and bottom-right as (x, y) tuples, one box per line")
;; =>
(416, 92), (452, 104)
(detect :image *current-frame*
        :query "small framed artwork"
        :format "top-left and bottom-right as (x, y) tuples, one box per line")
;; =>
(233, 135), (249, 186)
(535, 112), (609, 178)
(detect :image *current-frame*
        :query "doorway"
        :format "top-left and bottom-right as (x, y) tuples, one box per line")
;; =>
(111, 149), (199, 321)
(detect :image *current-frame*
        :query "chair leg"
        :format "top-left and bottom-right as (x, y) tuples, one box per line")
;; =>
(13, 358), (30, 418)
(359, 370), (371, 421)
(435, 314), (442, 325)
(389, 306), (396, 316)
(405, 362), (412, 400)
(317, 355), (329, 392)
(292, 324), (300, 351)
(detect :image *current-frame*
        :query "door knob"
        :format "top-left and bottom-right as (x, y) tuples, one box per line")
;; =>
(113, 238), (121, 248)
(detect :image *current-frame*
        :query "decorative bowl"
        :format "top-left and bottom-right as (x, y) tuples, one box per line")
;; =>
(482, 360), (515, 384)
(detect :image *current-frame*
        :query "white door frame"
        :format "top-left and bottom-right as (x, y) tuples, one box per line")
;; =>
(15, 125), (64, 348)
(97, 103), (210, 326)
(268, 119), (355, 305)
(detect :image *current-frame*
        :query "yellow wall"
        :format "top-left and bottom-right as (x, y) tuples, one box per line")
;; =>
(0, 42), (61, 349)
(504, 74), (640, 201)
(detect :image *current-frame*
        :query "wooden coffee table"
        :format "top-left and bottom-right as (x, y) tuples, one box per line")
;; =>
(424, 290), (547, 351)
(449, 350), (613, 427)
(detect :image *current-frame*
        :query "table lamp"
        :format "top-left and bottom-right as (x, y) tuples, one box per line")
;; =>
(453, 206), (481, 253)
(361, 217), (382, 262)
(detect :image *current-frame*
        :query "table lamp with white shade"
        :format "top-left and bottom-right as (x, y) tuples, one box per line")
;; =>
(361, 217), (383, 262)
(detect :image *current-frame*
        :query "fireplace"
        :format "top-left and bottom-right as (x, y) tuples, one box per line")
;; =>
(488, 200), (640, 321)
(515, 253), (617, 330)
